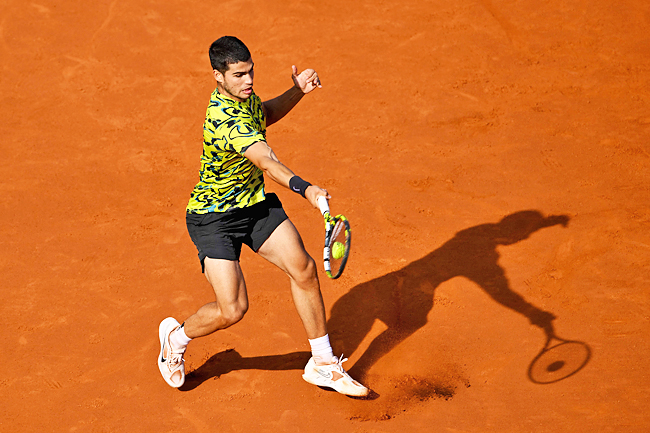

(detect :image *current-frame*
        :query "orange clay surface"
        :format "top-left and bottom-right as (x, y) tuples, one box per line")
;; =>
(1, 1), (649, 432)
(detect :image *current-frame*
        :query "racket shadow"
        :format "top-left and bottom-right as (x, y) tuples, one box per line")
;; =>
(179, 349), (311, 391)
(527, 324), (592, 384)
(327, 210), (590, 385)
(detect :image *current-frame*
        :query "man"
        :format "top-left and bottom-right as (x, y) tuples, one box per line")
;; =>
(157, 36), (368, 397)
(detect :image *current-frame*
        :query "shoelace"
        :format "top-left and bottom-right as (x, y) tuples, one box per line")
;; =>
(332, 355), (349, 371)
(168, 351), (184, 368)
(166, 337), (185, 370)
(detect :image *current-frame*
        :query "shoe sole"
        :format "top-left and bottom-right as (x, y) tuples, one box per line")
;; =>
(302, 371), (368, 397)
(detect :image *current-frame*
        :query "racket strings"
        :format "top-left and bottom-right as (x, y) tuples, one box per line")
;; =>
(328, 220), (345, 248)
(327, 218), (349, 277)
(322, 212), (351, 279)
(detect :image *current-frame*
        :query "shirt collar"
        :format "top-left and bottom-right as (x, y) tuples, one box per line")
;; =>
(212, 88), (255, 109)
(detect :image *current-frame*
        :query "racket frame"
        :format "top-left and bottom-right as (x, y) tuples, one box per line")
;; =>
(527, 334), (591, 384)
(318, 196), (351, 279)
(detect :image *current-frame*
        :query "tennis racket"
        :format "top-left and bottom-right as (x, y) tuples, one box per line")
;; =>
(317, 196), (351, 279)
(527, 331), (591, 384)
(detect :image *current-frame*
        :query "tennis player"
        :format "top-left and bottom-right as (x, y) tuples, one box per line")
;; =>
(157, 36), (368, 397)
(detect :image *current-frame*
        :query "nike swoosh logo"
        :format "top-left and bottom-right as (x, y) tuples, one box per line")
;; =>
(316, 369), (333, 380)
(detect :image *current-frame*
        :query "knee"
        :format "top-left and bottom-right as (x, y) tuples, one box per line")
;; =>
(219, 301), (248, 327)
(291, 255), (318, 285)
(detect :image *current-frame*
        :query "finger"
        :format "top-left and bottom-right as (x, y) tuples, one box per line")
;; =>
(310, 71), (322, 87)
(292, 65), (298, 77)
(306, 72), (322, 88)
(320, 188), (331, 199)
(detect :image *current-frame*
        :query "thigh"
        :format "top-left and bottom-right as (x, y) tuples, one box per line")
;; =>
(203, 257), (249, 308)
(186, 212), (245, 271)
(257, 219), (313, 276)
(246, 193), (288, 252)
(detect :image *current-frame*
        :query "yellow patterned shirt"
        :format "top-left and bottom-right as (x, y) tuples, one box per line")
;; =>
(186, 89), (267, 213)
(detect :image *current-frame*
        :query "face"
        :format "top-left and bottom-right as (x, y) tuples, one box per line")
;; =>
(213, 59), (254, 102)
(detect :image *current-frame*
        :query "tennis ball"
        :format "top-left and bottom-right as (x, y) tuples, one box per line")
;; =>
(332, 241), (345, 259)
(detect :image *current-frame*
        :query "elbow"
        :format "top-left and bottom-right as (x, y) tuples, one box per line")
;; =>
(259, 164), (278, 183)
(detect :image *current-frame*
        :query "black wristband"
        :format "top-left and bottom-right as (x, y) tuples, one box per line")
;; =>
(289, 176), (312, 198)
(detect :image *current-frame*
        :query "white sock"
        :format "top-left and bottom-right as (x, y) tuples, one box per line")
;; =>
(170, 323), (192, 351)
(308, 334), (334, 364)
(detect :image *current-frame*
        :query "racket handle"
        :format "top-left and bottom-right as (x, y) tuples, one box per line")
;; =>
(317, 196), (330, 215)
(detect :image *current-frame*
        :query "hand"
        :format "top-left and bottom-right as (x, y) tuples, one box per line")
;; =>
(292, 65), (322, 94)
(547, 214), (570, 228)
(529, 310), (557, 333)
(304, 185), (330, 209)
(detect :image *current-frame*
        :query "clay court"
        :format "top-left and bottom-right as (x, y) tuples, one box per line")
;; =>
(2, 0), (649, 431)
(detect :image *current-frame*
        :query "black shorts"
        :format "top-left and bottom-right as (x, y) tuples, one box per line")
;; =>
(186, 193), (288, 271)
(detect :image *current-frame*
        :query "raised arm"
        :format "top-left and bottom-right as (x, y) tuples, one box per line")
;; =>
(244, 140), (329, 207)
(263, 66), (322, 127)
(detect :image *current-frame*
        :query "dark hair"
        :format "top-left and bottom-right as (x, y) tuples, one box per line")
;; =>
(209, 36), (252, 73)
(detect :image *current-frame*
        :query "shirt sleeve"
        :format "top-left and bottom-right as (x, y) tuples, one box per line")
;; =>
(204, 106), (263, 155)
(223, 117), (265, 155)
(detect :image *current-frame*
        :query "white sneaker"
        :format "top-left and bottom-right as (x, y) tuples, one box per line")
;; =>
(157, 317), (185, 388)
(302, 355), (369, 397)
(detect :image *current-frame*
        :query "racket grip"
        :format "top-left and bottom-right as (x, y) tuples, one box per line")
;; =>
(317, 196), (329, 215)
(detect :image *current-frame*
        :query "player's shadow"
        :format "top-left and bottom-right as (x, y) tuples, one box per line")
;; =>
(328, 210), (574, 382)
(180, 349), (311, 391)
